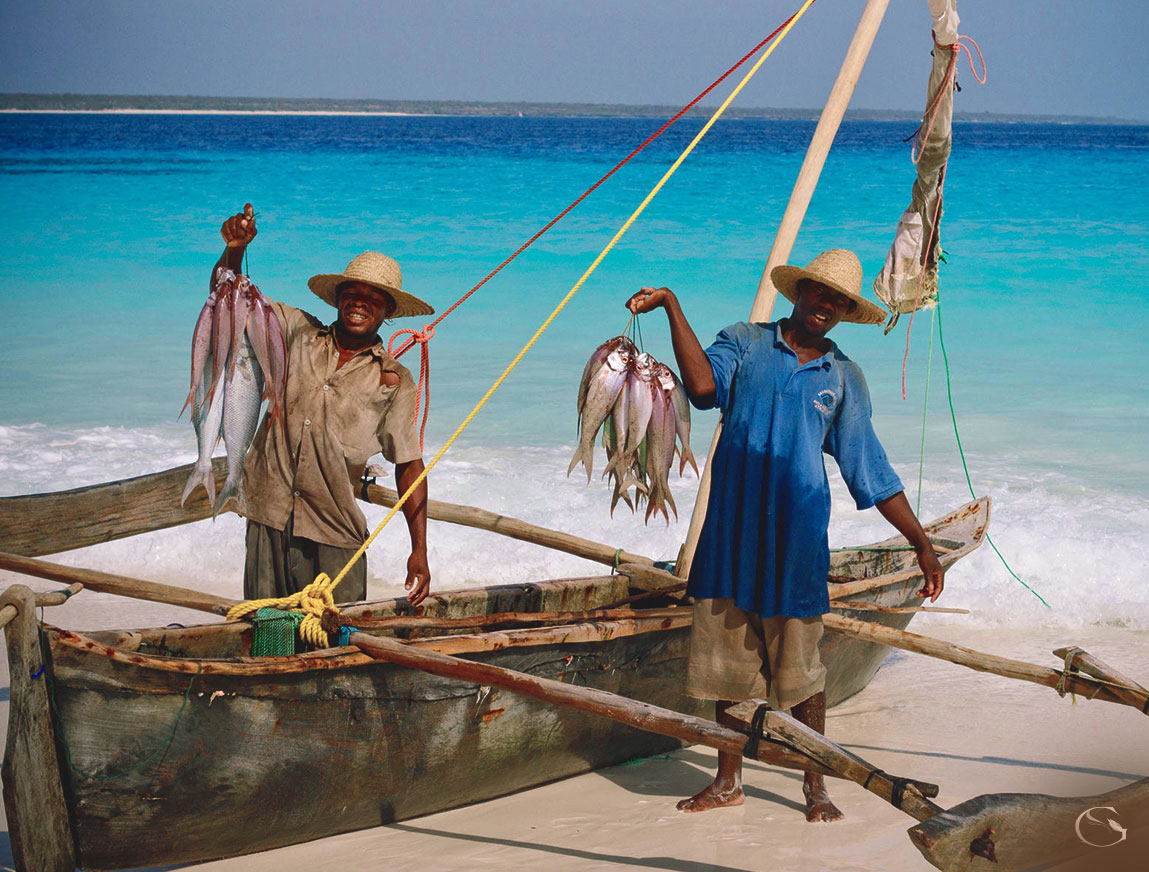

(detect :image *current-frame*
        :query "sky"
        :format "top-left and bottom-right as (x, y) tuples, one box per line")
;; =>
(1, 0), (1145, 121)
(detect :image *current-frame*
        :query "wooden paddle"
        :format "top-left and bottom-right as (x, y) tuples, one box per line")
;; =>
(0, 550), (237, 616)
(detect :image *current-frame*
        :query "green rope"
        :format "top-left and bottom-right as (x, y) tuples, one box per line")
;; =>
(42, 627), (203, 781)
(936, 297), (1050, 608)
(915, 307), (937, 516)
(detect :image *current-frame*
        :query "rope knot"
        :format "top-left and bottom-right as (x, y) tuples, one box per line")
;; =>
(299, 575), (336, 617)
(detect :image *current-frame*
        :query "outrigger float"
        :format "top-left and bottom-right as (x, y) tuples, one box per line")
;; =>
(2, 1), (1146, 871)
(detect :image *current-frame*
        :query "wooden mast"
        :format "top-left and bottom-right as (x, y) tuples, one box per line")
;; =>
(677, 0), (892, 578)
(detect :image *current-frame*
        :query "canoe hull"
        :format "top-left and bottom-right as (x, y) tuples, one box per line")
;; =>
(55, 624), (698, 869)
(5, 498), (988, 870)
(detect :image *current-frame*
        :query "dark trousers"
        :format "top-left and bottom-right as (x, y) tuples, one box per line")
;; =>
(244, 518), (367, 603)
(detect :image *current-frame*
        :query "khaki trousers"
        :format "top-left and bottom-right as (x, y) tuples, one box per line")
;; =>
(244, 518), (367, 603)
(685, 598), (826, 711)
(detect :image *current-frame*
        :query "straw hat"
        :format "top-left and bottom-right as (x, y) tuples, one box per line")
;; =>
(770, 249), (885, 325)
(308, 251), (434, 319)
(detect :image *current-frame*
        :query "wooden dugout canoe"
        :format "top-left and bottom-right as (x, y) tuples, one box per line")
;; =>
(0, 467), (987, 870)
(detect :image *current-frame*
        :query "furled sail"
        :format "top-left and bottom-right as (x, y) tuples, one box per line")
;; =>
(873, 0), (960, 332)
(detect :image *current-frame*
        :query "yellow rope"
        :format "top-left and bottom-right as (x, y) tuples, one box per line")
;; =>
(226, 0), (818, 644)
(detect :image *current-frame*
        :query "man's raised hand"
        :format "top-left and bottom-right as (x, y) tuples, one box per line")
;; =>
(626, 286), (675, 315)
(221, 203), (257, 249)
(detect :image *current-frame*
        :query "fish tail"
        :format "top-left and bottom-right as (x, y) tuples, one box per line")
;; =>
(567, 441), (594, 484)
(213, 475), (247, 519)
(177, 388), (196, 421)
(679, 443), (699, 477)
(180, 462), (217, 509)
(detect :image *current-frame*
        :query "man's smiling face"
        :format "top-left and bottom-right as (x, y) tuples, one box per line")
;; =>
(793, 279), (856, 337)
(336, 281), (395, 338)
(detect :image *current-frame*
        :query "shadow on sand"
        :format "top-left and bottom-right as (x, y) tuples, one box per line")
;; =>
(387, 822), (758, 872)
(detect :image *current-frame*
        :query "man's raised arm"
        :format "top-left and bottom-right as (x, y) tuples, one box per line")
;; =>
(212, 203), (257, 289)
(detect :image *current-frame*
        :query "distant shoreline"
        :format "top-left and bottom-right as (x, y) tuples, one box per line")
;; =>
(1, 93), (1144, 126)
(1, 108), (420, 117)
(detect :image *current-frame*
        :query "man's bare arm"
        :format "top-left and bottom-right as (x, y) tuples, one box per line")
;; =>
(394, 458), (430, 605)
(874, 491), (945, 601)
(212, 203), (257, 289)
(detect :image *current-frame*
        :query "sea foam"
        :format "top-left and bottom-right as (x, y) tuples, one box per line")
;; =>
(2, 423), (1145, 633)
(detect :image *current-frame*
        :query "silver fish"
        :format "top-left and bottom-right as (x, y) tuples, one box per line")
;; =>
(656, 363), (697, 476)
(644, 382), (678, 525)
(215, 331), (265, 517)
(568, 346), (630, 482)
(577, 336), (631, 434)
(262, 296), (288, 436)
(180, 347), (226, 508)
(179, 291), (218, 421)
(181, 269), (286, 513)
(620, 354), (653, 473)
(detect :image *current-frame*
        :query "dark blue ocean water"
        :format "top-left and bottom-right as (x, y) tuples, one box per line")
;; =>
(1, 113), (1148, 626)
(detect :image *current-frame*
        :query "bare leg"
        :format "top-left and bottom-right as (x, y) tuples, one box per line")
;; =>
(677, 701), (745, 812)
(791, 691), (844, 822)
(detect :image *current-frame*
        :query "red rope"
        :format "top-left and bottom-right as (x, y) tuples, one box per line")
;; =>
(389, 325), (435, 450)
(901, 164), (946, 398)
(900, 34), (986, 399)
(911, 34), (986, 166)
(386, 8), (808, 441)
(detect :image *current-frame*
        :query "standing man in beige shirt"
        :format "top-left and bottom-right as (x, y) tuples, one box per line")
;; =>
(216, 204), (431, 605)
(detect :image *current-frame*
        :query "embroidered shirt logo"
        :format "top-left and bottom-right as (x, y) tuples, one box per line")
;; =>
(813, 389), (838, 417)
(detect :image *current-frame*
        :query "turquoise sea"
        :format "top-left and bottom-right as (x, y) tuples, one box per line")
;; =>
(1, 113), (1147, 629)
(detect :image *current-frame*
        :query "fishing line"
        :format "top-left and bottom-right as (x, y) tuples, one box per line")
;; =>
(225, 0), (822, 641)
(935, 296), (1050, 608)
(382, 5), (817, 449)
(914, 306), (936, 516)
(387, 5), (813, 363)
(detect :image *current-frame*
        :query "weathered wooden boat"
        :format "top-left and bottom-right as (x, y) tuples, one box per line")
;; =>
(0, 456), (988, 871)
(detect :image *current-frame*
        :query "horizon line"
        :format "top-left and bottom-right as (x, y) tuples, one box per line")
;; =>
(2, 92), (1145, 126)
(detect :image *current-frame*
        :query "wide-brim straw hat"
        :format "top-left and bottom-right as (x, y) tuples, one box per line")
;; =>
(308, 251), (434, 319)
(770, 248), (885, 325)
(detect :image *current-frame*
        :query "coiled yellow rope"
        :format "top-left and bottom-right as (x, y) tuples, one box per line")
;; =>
(226, 0), (819, 647)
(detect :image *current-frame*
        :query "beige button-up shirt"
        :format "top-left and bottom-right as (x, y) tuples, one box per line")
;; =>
(244, 302), (422, 549)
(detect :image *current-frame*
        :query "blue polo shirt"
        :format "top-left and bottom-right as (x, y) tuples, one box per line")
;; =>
(688, 321), (903, 618)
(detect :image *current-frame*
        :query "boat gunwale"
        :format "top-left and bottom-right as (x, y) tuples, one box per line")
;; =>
(49, 612), (694, 677)
(45, 498), (988, 677)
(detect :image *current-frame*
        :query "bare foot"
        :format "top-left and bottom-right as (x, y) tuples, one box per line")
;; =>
(677, 780), (744, 813)
(803, 780), (844, 823)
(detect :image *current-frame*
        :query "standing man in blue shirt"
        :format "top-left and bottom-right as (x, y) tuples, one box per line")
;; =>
(627, 249), (944, 823)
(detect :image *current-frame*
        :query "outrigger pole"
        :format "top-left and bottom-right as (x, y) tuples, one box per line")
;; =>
(677, 0), (892, 578)
(349, 631), (1149, 872)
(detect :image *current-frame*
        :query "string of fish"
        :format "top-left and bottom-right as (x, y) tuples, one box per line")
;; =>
(569, 313), (698, 524)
